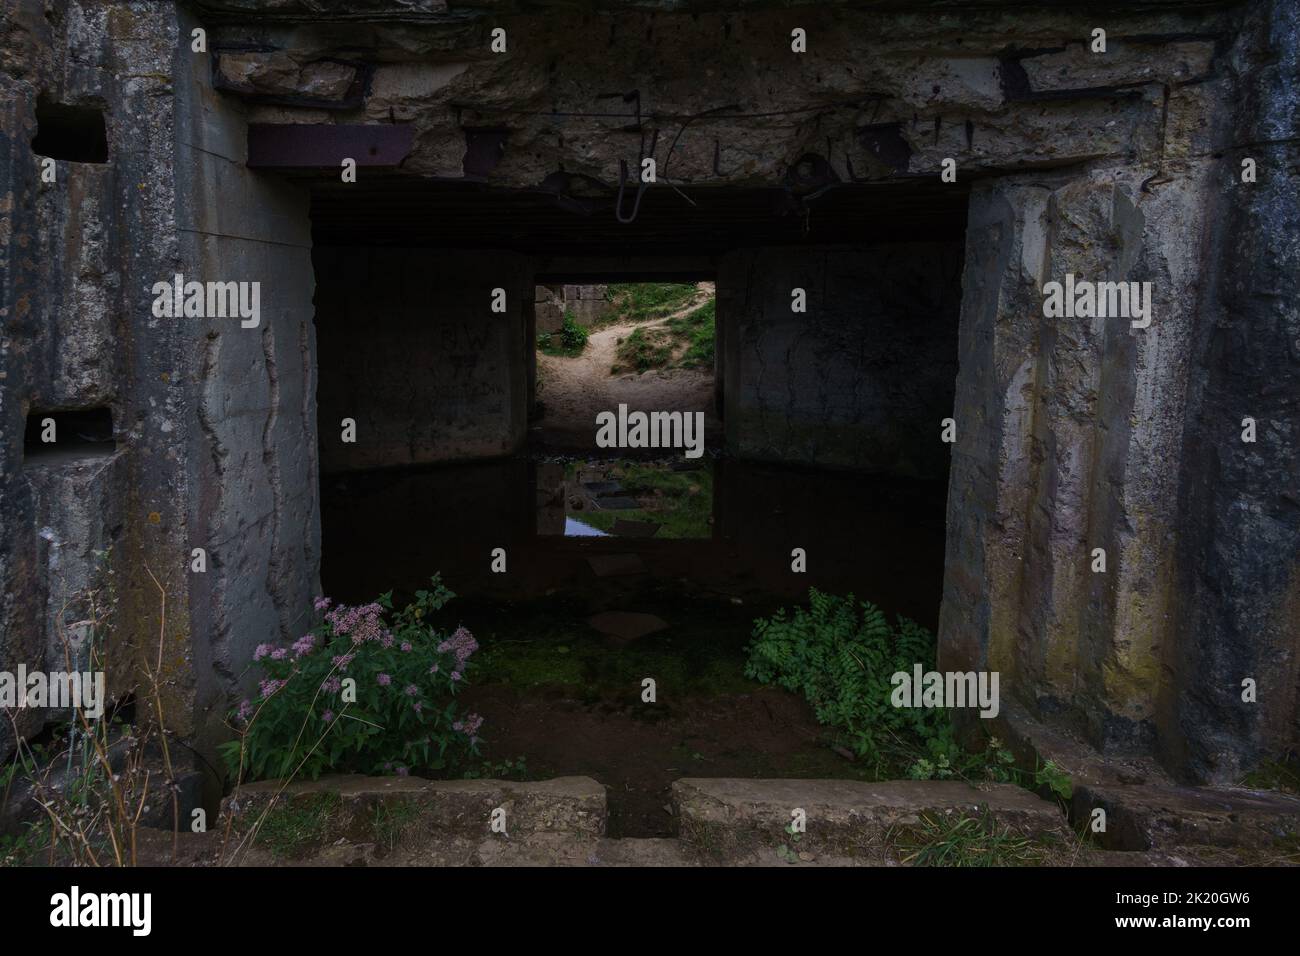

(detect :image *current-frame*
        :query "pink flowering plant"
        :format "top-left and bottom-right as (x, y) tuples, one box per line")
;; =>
(220, 576), (484, 781)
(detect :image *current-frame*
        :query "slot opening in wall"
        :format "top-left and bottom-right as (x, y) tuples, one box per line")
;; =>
(23, 407), (116, 465)
(31, 101), (109, 164)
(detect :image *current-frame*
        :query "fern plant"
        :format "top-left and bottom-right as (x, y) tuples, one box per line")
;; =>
(745, 589), (954, 765)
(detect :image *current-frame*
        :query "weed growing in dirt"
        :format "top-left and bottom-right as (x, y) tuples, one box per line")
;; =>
(2, 560), (195, 866)
(611, 299), (715, 373)
(371, 797), (421, 852)
(1241, 755), (1300, 793)
(1034, 759), (1074, 808)
(667, 298), (715, 368)
(462, 755), (529, 781)
(893, 811), (1049, 866)
(602, 282), (699, 325)
(613, 326), (674, 372)
(255, 792), (342, 858)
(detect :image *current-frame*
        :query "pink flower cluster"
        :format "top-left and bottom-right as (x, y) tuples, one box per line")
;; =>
(452, 712), (483, 738)
(292, 633), (317, 656)
(258, 678), (286, 699)
(325, 602), (388, 645)
(436, 626), (479, 681)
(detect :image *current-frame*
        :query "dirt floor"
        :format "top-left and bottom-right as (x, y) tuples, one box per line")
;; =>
(451, 593), (865, 837)
(533, 282), (721, 451)
(462, 685), (853, 837)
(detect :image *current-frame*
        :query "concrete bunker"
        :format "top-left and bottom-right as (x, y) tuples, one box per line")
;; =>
(2, 0), (1297, 849)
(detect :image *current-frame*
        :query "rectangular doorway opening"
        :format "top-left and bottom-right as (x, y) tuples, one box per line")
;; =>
(307, 178), (969, 836)
(530, 279), (720, 541)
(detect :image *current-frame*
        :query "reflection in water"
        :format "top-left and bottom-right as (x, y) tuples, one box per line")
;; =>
(565, 517), (609, 537)
(320, 453), (948, 629)
(545, 458), (714, 539)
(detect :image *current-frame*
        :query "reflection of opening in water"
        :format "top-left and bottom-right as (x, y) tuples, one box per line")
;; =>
(543, 457), (715, 540)
(320, 455), (947, 629)
(565, 517), (609, 537)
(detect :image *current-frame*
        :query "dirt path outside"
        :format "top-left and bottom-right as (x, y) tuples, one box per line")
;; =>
(534, 282), (720, 451)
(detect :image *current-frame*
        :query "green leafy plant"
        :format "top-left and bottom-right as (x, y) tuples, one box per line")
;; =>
(745, 589), (951, 765)
(539, 311), (589, 356)
(221, 576), (484, 782)
(1034, 759), (1073, 807)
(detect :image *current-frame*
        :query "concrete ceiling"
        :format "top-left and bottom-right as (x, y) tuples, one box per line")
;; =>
(307, 176), (971, 254)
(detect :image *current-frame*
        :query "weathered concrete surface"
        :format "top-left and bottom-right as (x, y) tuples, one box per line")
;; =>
(936, 0), (1298, 786)
(314, 247), (531, 471)
(1162, 0), (1300, 785)
(673, 777), (1068, 861)
(24, 449), (127, 706)
(221, 773), (607, 863)
(993, 698), (1175, 792)
(209, 4), (1230, 188)
(1073, 783), (1300, 852)
(936, 158), (1263, 774)
(719, 242), (963, 476)
(0, 0), (195, 761)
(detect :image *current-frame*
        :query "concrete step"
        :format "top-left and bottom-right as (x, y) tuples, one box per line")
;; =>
(1072, 783), (1300, 851)
(222, 774), (605, 860)
(673, 777), (1070, 863)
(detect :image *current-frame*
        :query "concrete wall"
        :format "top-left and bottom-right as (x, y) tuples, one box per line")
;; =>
(0, 1), (189, 759)
(938, 167), (1206, 759)
(536, 283), (609, 334)
(1163, 0), (1300, 782)
(314, 247), (532, 472)
(175, 5), (322, 761)
(0, 1), (324, 770)
(719, 243), (963, 477)
(936, 0), (1300, 781)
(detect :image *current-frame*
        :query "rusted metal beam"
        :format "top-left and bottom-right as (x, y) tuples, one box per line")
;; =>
(247, 124), (415, 168)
